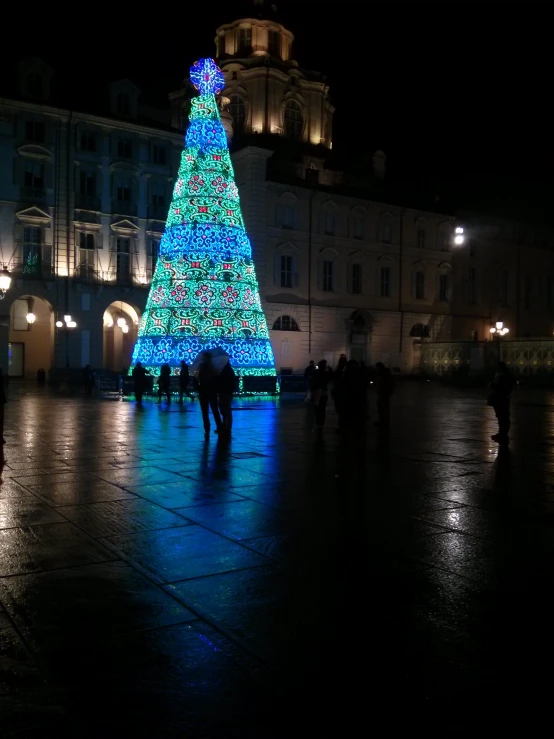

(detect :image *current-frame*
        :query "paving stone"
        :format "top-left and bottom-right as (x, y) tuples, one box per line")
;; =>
(57, 498), (189, 537)
(32, 480), (136, 507)
(0, 498), (66, 529)
(175, 499), (298, 541)
(0, 523), (114, 577)
(104, 525), (268, 583)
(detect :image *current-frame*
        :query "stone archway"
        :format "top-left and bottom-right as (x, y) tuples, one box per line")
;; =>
(8, 295), (55, 378)
(103, 301), (141, 372)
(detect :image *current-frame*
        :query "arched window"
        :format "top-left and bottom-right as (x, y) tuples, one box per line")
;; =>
(229, 94), (246, 134)
(272, 315), (300, 331)
(410, 323), (429, 338)
(284, 100), (303, 140)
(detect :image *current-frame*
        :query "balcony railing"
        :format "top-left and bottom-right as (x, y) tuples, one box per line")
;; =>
(148, 205), (167, 221)
(20, 186), (46, 202)
(112, 200), (136, 217)
(75, 194), (101, 211)
(11, 256), (54, 279)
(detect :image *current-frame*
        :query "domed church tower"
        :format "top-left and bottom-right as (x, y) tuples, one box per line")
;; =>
(170, 1), (334, 149)
(215, 0), (334, 148)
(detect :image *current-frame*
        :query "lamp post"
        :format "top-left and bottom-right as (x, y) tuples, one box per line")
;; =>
(490, 320), (509, 361)
(0, 267), (12, 299)
(55, 314), (77, 369)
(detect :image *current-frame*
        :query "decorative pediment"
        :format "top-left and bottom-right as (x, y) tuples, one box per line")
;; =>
(276, 241), (297, 252)
(73, 220), (102, 232)
(110, 161), (139, 173)
(110, 219), (139, 235)
(16, 206), (51, 224)
(377, 255), (394, 265)
(319, 246), (339, 258)
(17, 144), (53, 160)
(348, 250), (366, 260)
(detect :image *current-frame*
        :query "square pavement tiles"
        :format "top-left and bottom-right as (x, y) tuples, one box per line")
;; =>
(3, 386), (554, 733)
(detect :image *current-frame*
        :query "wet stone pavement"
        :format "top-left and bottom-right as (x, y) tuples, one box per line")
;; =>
(2, 382), (554, 735)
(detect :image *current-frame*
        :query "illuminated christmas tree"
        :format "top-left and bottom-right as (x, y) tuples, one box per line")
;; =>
(130, 58), (276, 377)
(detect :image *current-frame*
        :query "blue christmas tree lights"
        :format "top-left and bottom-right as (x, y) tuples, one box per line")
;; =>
(130, 58), (276, 377)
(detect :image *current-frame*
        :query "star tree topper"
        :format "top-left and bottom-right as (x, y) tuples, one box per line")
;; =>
(190, 58), (225, 96)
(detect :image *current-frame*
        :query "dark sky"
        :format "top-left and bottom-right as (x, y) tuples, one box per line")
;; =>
(3, 0), (551, 210)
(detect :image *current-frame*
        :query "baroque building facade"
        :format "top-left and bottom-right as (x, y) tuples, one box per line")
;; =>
(0, 2), (552, 379)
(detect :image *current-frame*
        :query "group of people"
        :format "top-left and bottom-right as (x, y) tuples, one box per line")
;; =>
(304, 356), (394, 434)
(131, 353), (236, 438)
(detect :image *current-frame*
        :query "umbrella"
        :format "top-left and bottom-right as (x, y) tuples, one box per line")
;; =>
(190, 347), (229, 374)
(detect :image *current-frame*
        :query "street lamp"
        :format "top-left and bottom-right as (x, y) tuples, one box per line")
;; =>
(490, 320), (509, 360)
(0, 267), (12, 299)
(55, 314), (78, 368)
(454, 226), (465, 246)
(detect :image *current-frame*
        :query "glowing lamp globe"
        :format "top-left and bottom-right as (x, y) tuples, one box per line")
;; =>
(56, 320), (63, 328)
(0, 267), (11, 292)
(117, 317), (126, 328)
(26, 312), (36, 324)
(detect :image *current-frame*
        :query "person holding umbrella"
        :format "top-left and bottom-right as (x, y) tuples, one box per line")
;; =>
(196, 351), (223, 437)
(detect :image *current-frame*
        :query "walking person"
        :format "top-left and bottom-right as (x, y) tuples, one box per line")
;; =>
(304, 360), (316, 403)
(0, 367), (6, 445)
(375, 362), (394, 427)
(311, 359), (330, 432)
(178, 360), (193, 403)
(83, 364), (95, 396)
(197, 352), (223, 437)
(487, 361), (514, 443)
(218, 361), (235, 436)
(132, 361), (148, 404)
(158, 362), (171, 404)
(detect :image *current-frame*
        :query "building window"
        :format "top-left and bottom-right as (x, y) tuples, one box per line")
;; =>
(27, 73), (43, 98)
(284, 100), (303, 140)
(417, 229), (426, 249)
(440, 230), (450, 251)
(276, 204), (295, 229)
(25, 119), (45, 143)
(438, 273), (449, 302)
(319, 210), (336, 236)
(380, 266), (391, 297)
(322, 260), (334, 291)
(229, 95), (246, 134)
(23, 160), (44, 189)
(280, 255), (292, 288)
(117, 139), (133, 159)
(415, 271), (425, 300)
(272, 315), (299, 331)
(468, 266), (477, 304)
(79, 170), (95, 196)
(80, 131), (96, 152)
(116, 237), (130, 281)
(238, 27), (252, 50)
(469, 239), (477, 257)
(350, 216), (364, 240)
(117, 93), (130, 116)
(147, 240), (159, 278)
(268, 30), (281, 56)
(23, 226), (41, 274)
(381, 222), (392, 244)
(351, 263), (362, 294)
(151, 181), (165, 208)
(79, 232), (95, 279)
(152, 144), (166, 165)
(116, 178), (132, 203)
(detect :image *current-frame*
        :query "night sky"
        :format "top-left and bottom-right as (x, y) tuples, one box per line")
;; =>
(2, 0), (551, 215)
